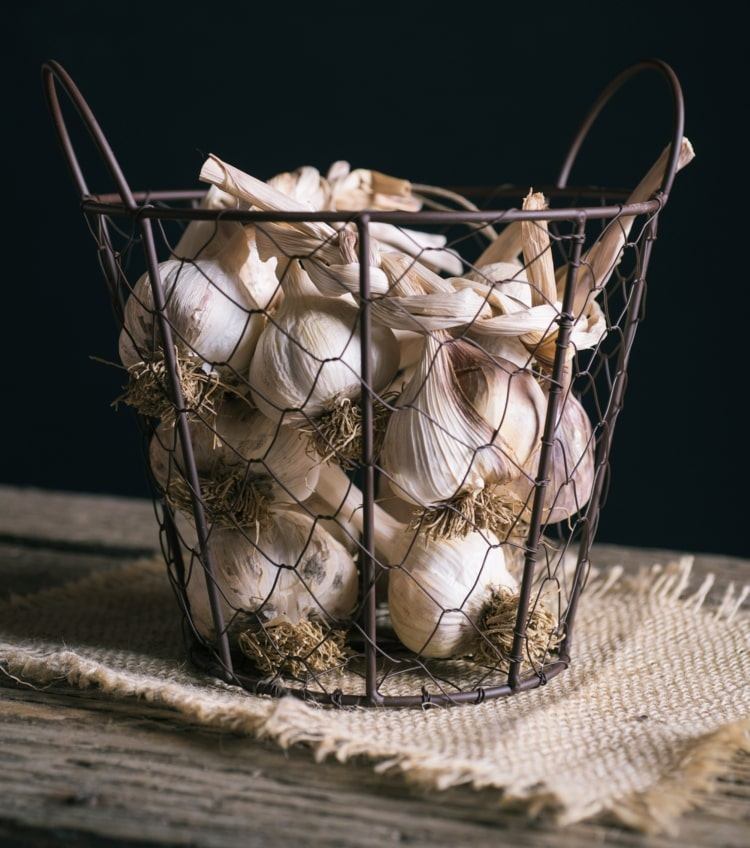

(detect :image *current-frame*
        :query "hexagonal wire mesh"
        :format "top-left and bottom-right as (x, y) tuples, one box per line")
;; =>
(44, 59), (687, 707)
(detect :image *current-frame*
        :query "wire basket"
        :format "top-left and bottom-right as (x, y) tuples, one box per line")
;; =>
(44, 59), (686, 707)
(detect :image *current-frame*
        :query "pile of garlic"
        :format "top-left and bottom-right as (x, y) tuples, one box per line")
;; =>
(117, 137), (695, 679)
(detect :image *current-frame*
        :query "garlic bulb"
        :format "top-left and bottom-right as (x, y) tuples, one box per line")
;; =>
(186, 507), (358, 638)
(171, 185), (245, 264)
(119, 227), (278, 376)
(388, 531), (516, 657)
(455, 343), (547, 472)
(149, 399), (319, 525)
(314, 464), (517, 659)
(381, 332), (546, 509)
(249, 261), (399, 426)
(506, 392), (595, 525)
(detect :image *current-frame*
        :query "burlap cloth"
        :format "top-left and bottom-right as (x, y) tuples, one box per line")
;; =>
(1, 554), (748, 833)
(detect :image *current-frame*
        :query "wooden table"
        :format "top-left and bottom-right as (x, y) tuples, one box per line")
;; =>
(1, 485), (748, 847)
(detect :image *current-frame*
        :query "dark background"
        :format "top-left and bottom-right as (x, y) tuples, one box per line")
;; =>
(5, 2), (746, 556)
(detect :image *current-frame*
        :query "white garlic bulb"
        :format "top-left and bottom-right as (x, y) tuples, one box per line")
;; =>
(119, 227), (278, 374)
(381, 332), (546, 508)
(315, 464), (517, 659)
(186, 508), (358, 638)
(455, 343), (547, 474)
(507, 392), (595, 525)
(388, 531), (516, 657)
(249, 261), (399, 424)
(171, 185), (244, 265)
(149, 399), (320, 514)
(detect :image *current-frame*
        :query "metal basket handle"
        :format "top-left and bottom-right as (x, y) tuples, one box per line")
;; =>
(557, 59), (685, 199)
(42, 60), (136, 209)
(42, 59), (235, 680)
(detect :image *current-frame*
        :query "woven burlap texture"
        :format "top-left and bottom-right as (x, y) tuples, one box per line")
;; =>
(1, 554), (748, 833)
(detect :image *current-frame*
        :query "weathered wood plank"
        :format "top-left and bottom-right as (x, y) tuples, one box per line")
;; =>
(0, 685), (747, 848)
(0, 543), (134, 600)
(0, 485), (158, 554)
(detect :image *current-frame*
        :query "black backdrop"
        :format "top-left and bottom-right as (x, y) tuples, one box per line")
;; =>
(5, 2), (747, 556)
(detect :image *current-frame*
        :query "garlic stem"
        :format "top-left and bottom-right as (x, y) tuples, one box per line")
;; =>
(200, 154), (313, 215)
(563, 137), (695, 313)
(314, 463), (403, 556)
(200, 154), (334, 246)
(521, 190), (557, 306)
(248, 261), (399, 435)
(475, 220), (523, 267)
(370, 223), (463, 276)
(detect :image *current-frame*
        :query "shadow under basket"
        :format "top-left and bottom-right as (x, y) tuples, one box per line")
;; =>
(43, 58), (687, 707)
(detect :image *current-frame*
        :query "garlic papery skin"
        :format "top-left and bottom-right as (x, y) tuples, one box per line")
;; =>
(379, 252), (455, 296)
(519, 296), (607, 371)
(185, 508), (358, 639)
(371, 253), (493, 334)
(462, 262), (531, 310)
(380, 332), (539, 510)
(395, 330), (424, 371)
(388, 531), (516, 658)
(149, 399), (320, 523)
(461, 290), (606, 375)
(369, 258), (492, 335)
(248, 262), (399, 427)
(200, 155), (395, 304)
(119, 230), (278, 378)
(267, 160), (462, 274)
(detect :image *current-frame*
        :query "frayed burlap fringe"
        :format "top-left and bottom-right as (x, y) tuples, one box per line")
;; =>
(610, 720), (750, 835)
(1, 555), (748, 833)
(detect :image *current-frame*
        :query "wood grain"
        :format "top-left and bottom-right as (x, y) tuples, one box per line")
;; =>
(0, 487), (748, 847)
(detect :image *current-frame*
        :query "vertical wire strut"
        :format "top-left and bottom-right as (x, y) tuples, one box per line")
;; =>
(560, 216), (657, 658)
(508, 216), (586, 689)
(357, 214), (382, 704)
